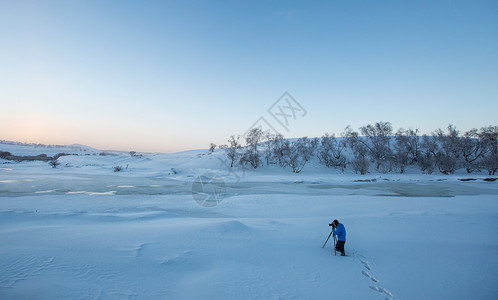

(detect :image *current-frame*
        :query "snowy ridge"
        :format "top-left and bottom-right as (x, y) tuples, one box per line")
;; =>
(0, 140), (100, 156)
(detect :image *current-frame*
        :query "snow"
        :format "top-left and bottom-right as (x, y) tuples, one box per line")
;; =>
(0, 141), (100, 156)
(1, 145), (497, 299)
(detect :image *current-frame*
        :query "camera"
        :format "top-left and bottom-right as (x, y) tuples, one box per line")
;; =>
(329, 223), (336, 228)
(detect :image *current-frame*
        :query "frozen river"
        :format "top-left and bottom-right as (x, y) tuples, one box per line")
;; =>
(2, 168), (497, 198)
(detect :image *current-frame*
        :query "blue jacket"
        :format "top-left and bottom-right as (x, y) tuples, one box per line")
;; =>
(333, 223), (346, 242)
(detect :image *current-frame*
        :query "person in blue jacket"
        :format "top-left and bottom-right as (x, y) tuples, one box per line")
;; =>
(330, 219), (346, 256)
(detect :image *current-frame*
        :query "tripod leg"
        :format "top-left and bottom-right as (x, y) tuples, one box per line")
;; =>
(333, 234), (337, 256)
(322, 231), (333, 248)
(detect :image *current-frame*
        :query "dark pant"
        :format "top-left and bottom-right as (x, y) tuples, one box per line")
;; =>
(335, 240), (345, 255)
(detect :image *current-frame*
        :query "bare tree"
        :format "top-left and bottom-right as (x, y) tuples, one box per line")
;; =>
(208, 143), (217, 154)
(264, 132), (282, 166)
(360, 121), (393, 173)
(318, 133), (346, 170)
(438, 125), (463, 158)
(240, 128), (264, 169)
(271, 134), (287, 166)
(310, 137), (320, 157)
(343, 126), (370, 174)
(479, 126), (498, 155)
(351, 157), (370, 175)
(394, 128), (419, 173)
(274, 139), (290, 168)
(49, 159), (60, 168)
(432, 125), (463, 174)
(418, 134), (437, 174)
(481, 154), (498, 175)
(282, 137), (315, 173)
(461, 129), (486, 173)
(479, 126), (498, 175)
(225, 135), (241, 168)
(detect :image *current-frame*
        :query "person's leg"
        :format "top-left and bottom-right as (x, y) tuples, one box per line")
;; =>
(337, 241), (345, 256)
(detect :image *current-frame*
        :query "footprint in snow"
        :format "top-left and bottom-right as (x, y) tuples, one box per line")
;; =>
(361, 260), (371, 270)
(362, 270), (378, 283)
(369, 285), (394, 300)
(369, 285), (383, 292)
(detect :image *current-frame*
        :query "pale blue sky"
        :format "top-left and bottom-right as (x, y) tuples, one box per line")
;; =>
(1, 0), (497, 152)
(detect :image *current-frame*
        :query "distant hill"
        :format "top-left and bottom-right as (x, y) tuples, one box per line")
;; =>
(0, 140), (100, 156)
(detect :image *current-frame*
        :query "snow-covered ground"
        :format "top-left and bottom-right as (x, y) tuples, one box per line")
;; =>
(1, 145), (497, 299)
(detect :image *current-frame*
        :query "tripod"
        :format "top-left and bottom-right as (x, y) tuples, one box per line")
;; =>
(322, 230), (337, 256)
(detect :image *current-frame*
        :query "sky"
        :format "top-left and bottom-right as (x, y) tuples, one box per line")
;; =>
(1, 0), (497, 153)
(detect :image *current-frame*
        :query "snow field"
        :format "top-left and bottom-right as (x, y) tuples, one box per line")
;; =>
(1, 192), (497, 299)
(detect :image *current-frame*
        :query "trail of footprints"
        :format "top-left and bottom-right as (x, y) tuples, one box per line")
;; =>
(357, 254), (395, 300)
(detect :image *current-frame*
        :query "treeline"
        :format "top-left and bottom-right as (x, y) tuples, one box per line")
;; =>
(0, 151), (69, 163)
(216, 122), (498, 175)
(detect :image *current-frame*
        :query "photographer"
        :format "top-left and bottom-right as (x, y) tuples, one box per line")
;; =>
(329, 219), (346, 256)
